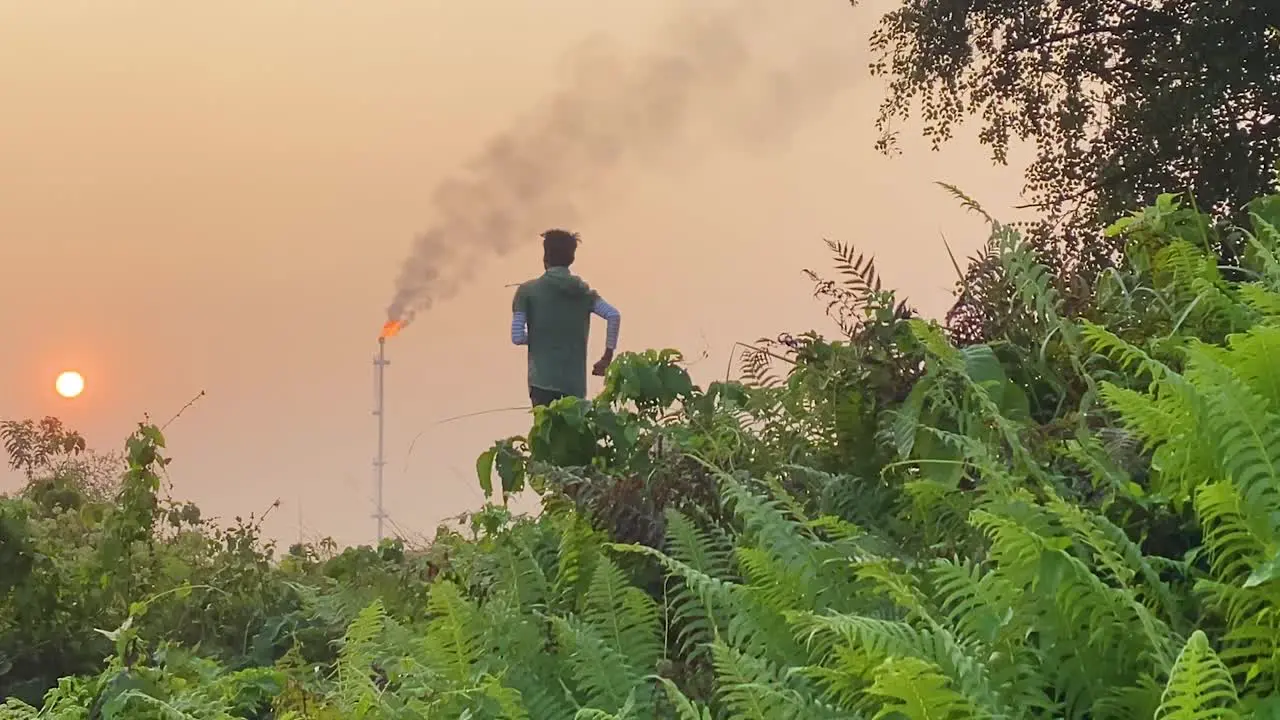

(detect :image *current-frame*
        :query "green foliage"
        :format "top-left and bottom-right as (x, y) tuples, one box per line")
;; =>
(1, 417), (87, 479)
(9, 186), (1280, 718)
(866, 0), (1280, 328)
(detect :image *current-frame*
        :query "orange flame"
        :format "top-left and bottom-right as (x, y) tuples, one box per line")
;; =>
(379, 320), (403, 340)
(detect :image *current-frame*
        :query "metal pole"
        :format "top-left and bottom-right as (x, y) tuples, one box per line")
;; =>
(372, 337), (389, 542)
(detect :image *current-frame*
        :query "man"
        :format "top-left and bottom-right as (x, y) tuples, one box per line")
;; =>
(510, 229), (621, 407)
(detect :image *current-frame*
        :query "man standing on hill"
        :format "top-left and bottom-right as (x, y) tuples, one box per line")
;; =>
(510, 229), (622, 407)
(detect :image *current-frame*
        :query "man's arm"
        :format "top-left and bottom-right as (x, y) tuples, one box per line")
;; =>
(591, 297), (621, 350)
(590, 297), (620, 377)
(511, 286), (529, 345)
(511, 311), (528, 345)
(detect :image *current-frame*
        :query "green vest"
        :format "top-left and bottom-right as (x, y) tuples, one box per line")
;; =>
(513, 267), (599, 398)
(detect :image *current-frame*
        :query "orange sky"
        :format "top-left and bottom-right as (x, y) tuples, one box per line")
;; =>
(0, 0), (1032, 548)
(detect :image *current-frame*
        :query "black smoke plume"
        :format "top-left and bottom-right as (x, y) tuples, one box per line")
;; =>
(384, 1), (853, 331)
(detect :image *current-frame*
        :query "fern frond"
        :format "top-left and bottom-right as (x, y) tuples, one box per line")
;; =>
(854, 560), (931, 622)
(1155, 630), (1241, 720)
(721, 476), (821, 583)
(1192, 481), (1280, 689)
(1153, 240), (1234, 330)
(544, 555), (666, 713)
(740, 340), (788, 389)
(614, 534), (806, 665)
(982, 506), (1177, 647)
(737, 545), (814, 616)
(479, 599), (574, 718)
(1184, 340), (1280, 523)
(1081, 321), (1178, 388)
(1194, 482), (1272, 594)
(498, 533), (554, 612)
(574, 691), (639, 720)
(1094, 674), (1165, 719)
(1045, 493), (1186, 623)
(927, 559), (1007, 649)
(421, 580), (486, 686)
(583, 557), (663, 676)
(926, 559), (1056, 714)
(655, 677), (715, 720)
(555, 511), (602, 612)
(935, 182), (996, 225)
(661, 509), (735, 663)
(789, 612), (999, 713)
(1237, 281), (1280, 321)
(607, 542), (742, 616)
(997, 223), (1065, 331)
(333, 598), (391, 714)
(0, 701), (39, 720)
(663, 509), (735, 580)
(824, 239), (885, 300)
(552, 614), (651, 714)
(865, 655), (982, 720)
(1213, 325), (1280, 408)
(710, 642), (811, 720)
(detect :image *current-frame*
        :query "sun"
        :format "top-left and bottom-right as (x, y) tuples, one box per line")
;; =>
(55, 371), (85, 398)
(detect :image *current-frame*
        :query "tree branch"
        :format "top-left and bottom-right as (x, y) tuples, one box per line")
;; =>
(1112, 0), (1181, 23)
(973, 19), (1173, 85)
(1002, 22), (1153, 57)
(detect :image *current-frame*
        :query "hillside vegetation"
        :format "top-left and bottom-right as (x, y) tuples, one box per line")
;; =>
(4, 185), (1280, 718)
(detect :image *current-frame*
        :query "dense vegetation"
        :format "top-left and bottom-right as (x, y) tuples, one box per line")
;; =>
(866, 0), (1280, 349)
(5, 7), (1280, 715)
(869, 0), (1280, 224)
(3, 177), (1280, 717)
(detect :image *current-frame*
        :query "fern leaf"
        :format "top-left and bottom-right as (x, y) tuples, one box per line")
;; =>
(866, 656), (980, 720)
(422, 580), (486, 686)
(333, 598), (391, 714)
(1081, 321), (1178, 388)
(552, 614), (650, 714)
(711, 642), (810, 720)
(1184, 340), (1280, 522)
(583, 557), (663, 676)
(1237, 283), (1280, 319)
(1215, 325), (1280, 408)
(935, 182), (995, 225)
(655, 677), (715, 720)
(1156, 631), (1242, 720)
(789, 612), (998, 713)
(661, 509), (735, 662)
(663, 508), (735, 580)
(555, 511), (601, 611)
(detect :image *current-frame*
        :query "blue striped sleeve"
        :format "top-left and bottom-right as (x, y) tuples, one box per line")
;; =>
(511, 311), (528, 345)
(591, 298), (621, 350)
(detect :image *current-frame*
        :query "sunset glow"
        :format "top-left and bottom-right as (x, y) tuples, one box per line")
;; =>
(55, 371), (84, 398)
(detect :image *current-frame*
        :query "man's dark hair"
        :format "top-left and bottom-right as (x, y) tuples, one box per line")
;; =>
(542, 229), (580, 268)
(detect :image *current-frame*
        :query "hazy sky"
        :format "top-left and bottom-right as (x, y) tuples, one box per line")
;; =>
(0, 0), (1032, 548)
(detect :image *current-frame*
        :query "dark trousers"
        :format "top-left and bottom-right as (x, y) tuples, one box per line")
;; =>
(529, 386), (570, 408)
